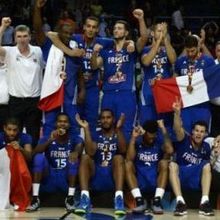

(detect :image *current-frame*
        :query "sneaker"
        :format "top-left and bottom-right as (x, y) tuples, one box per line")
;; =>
(199, 201), (214, 216)
(74, 194), (91, 214)
(152, 197), (163, 214)
(65, 195), (75, 211)
(114, 195), (126, 215)
(132, 197), (147, 213)
(26, 196), (40, 212)
(174, 201), (187, 216)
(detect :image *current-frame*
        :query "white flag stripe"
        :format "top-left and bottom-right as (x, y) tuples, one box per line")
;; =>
(0, 148), (10, 210)
(177, 70), (209, 107)
(40, 45), (64, 100)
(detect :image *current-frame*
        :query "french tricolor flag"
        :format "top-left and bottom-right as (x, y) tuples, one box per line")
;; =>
(38, 45), (64, 112)
(0, 145), (32, 211)
(152, 64), (220, 113)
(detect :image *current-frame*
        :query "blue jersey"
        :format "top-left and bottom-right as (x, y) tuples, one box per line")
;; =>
(174, 135), (211, 166)
(0, 132), (32, 150)
(141, 46), (172, 105)
(41, 38), (82, 104)
(135, 137), (163, 167)
(93, 131), (119, 166)
(38, 135), (81, 169)
(73, 34), (114, 89)
(175, 54), (215, 76)
(100, 48), (136, 91)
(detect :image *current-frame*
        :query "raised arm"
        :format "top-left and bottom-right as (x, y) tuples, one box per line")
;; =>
(157, 119), (174, 157)
(172, 97), (185, 141)
(33, 0), (47, 46)
(90, 43), (103, 70)
(162, 22), (176, 64)
(0, 17), (11, 57)
(46, 31), (85, 57)
(141, 27), (163, 66)
(133, 9), (149, 53)
(75, 114), (97, 156)
(126, 126), (144, 161)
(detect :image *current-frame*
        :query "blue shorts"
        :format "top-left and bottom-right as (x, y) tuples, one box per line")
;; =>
(136, 165), (157, 192)
(90, 165), (115, 191)
(179, 161), (209, 191)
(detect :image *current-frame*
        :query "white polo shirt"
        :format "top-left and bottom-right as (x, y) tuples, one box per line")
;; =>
(0, 63), (9, 104)
(3, 45), (44, 98)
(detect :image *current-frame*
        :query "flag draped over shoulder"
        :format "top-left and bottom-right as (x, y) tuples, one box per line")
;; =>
(7, 145), (32, 211)
(152, 64), (220, 113)
(38, 45), (64, 112)
(0, 145), (32, 211)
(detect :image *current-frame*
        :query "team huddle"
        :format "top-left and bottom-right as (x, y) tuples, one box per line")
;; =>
(0, 0), (220, 217)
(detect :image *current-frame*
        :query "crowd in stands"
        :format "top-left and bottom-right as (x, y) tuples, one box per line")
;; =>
(1, 0), (220, 218)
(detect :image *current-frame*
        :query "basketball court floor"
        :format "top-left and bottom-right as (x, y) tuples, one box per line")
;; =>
(1, 208), (220, 220)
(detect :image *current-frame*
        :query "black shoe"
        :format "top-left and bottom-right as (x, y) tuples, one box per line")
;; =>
(199, 201), (214, 216)
(26, 196), (40, 212)
(152, 197), (163, 214)
(65, 195), (75, 211)
(132, 197), (147, 213)
(174, 201), (187, 216)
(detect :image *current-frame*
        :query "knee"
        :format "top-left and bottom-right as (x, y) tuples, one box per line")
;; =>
(203, 163), (211, 172)
(169, 161), (179, 173)
(158, 159), (169, 171)
(33, 153), (45, 165)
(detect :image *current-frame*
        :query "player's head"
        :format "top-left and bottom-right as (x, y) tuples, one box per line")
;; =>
(83, 16), (99, 39)
(3, 118), (20, 141)
(100, 109), (115, 131)
(191, 120), (208, 145)
(142, 120), (158, 145)
(14, 25), (31, 47)
(55, 113), (70, 131)
(184, 35), (199, 60)
(57, 23), (74, 46)
(113, 20), (130, 40)
(151, 22), (163, 41)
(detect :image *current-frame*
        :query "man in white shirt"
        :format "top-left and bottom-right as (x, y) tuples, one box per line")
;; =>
(0, 17), (44, 146)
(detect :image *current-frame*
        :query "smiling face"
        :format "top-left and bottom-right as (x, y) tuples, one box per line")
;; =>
(56, 114), (70, 131)
(191, 124), (207, 146)
(58, 24), (73, 45)
(84, 18), (99, 39)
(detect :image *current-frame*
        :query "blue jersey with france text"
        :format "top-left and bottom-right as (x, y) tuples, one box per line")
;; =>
(100, 48), (136, 91)
(141, 46), (172, 105)
(135, 137), (163, 167)
(41, 37), (82, 104)
(175, 54), (215, 76)
(38, 135), (81, 169)
(0, 132), (32, 150)
(93, 131), (119, 167)
(72, 34), (114, 89)
(174, 135), (211, 166)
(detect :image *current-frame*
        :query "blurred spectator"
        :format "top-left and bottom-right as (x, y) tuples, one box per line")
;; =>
(171, 5), (184, 31)
(1, 24), (14, 46)
(42, 17), (51, 33)
(90, 0), (103, 17)
(202, 21), (219, 56)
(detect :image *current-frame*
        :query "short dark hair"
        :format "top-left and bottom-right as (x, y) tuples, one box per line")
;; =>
(56, 113), (69, 121)
(85, 16), (100, 25)
(4, 117), (20, 128)
(184, 35), (198, 48)
(100, 108), (114, 117)
(143, 120), (158, 133)
(192, 120), (208, 132)
(115, 20), (130, 32)
(15, 25), (31, 35)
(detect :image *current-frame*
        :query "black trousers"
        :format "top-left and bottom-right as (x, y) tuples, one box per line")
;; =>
(9, 95), (42, 147)
(210, 103), (220, 137)
(0, 104), (9, 132)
